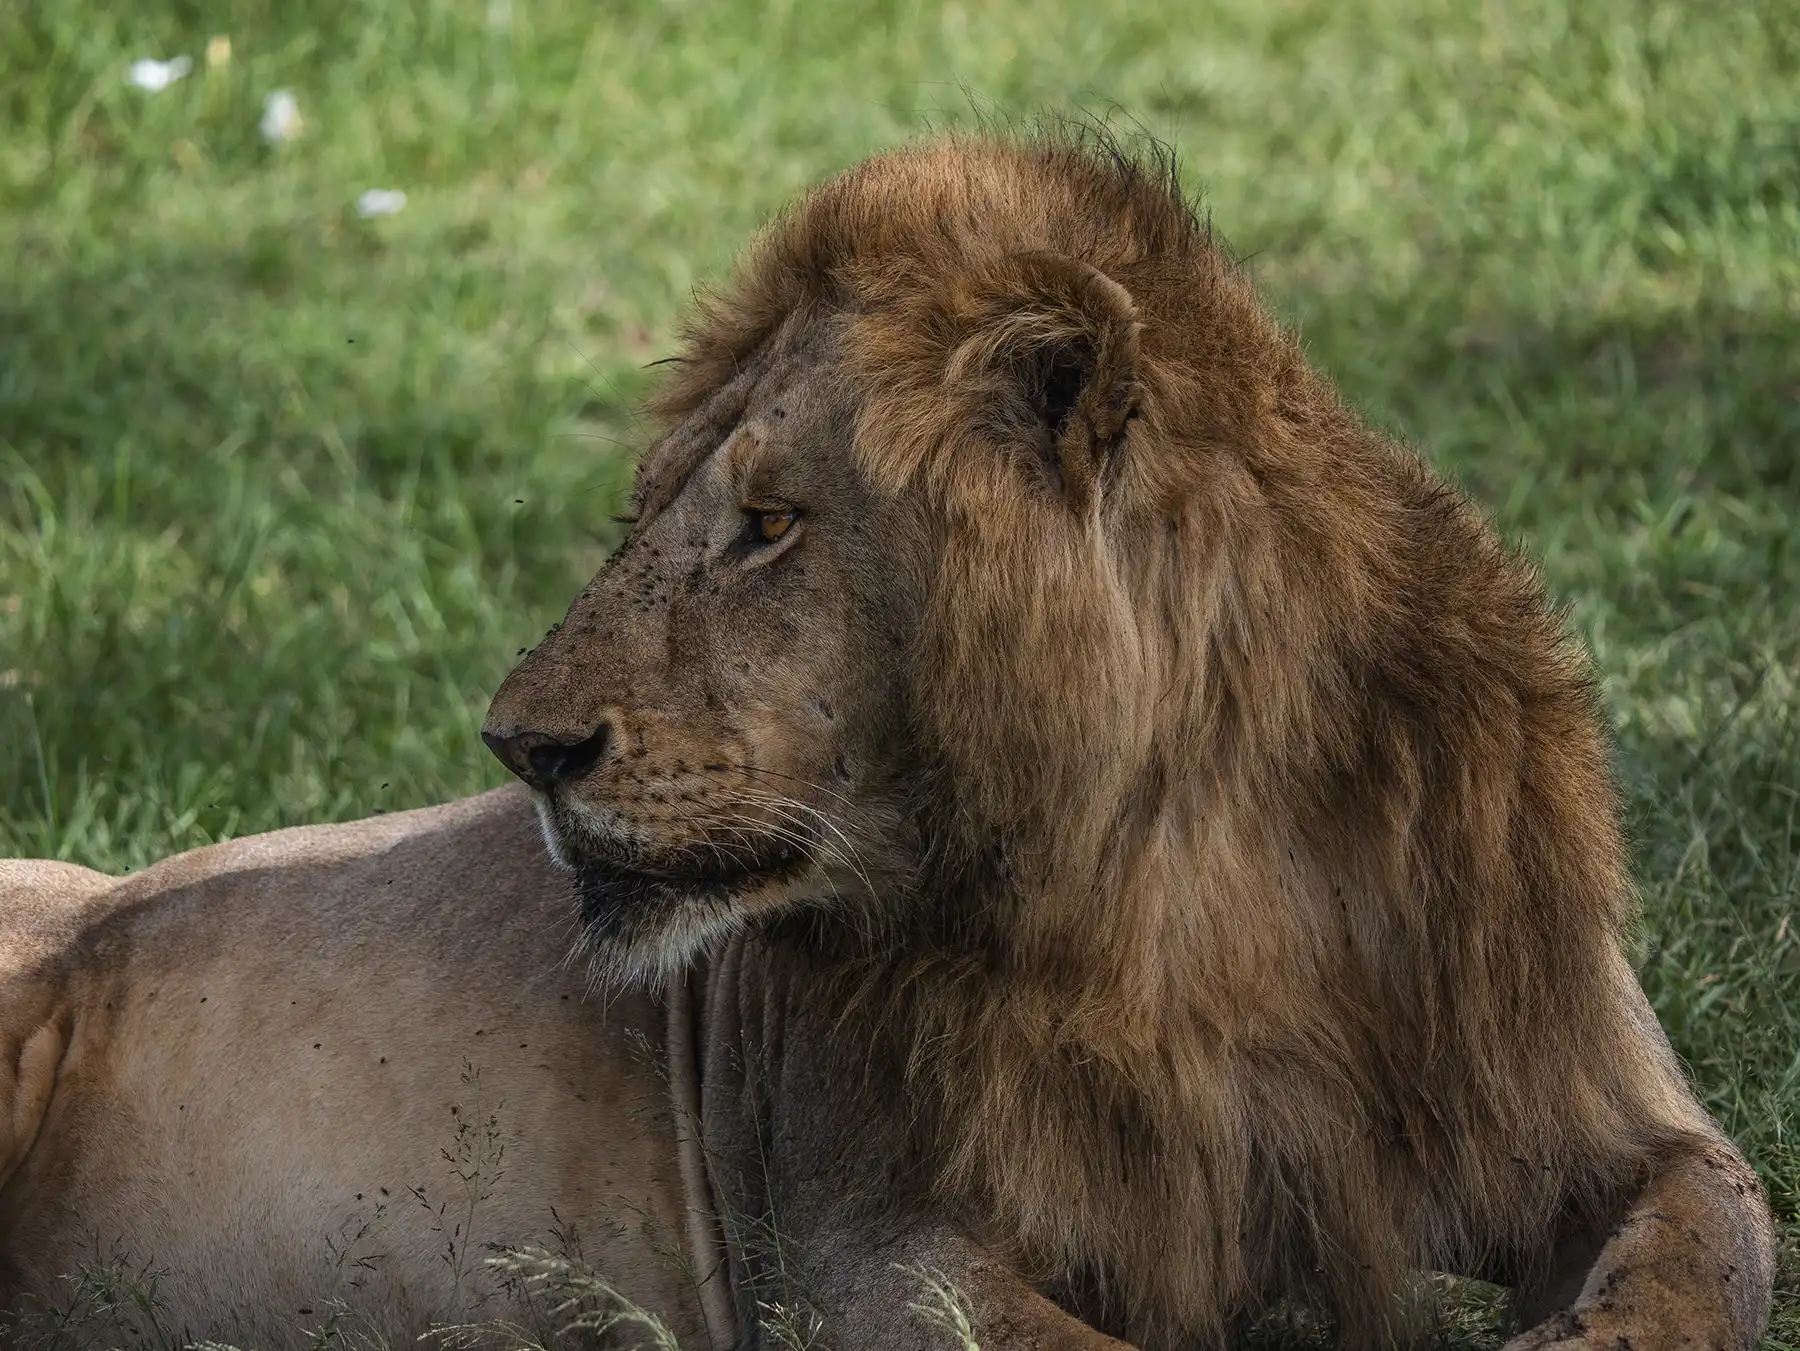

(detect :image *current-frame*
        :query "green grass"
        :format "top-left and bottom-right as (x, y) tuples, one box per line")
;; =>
(1, 0), (1796, 1344)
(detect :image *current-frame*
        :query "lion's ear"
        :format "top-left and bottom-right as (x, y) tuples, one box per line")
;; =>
(947, 252), (1141, 513)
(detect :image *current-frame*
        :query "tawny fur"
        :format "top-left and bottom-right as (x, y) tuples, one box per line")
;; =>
(0, 795), (736, 1350)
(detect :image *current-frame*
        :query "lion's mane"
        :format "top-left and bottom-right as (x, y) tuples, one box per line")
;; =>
(653, 135), (1693, 1345)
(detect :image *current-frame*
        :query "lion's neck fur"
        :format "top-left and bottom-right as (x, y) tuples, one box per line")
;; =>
(813, 432), (1673, 1347)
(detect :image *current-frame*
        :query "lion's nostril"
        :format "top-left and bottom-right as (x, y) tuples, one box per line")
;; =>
(529, 725), (610, 785)
(482, 723), (612, 790)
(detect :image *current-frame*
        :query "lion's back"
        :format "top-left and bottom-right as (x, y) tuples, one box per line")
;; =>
(0, 790), (709, 1349)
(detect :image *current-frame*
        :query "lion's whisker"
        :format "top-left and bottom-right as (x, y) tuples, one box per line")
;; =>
(704, 789), (878, 900)
(719, 762), (862, 811)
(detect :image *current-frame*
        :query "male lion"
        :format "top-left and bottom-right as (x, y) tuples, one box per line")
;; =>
(479, 134), (1775, 1348)
(0, 134), (1777, 1350)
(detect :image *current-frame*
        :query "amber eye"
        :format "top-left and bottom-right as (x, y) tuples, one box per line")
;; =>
(747, 508), (795, 544)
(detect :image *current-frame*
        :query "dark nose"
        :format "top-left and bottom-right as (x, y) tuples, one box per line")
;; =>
(481, 722), (612, 791)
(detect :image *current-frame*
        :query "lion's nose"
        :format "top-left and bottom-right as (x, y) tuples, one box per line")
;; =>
(481, 722), (612, 791)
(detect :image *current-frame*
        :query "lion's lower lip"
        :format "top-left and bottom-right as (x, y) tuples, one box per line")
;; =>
(572, 848), (809, 926)
(588, 844), (807, 890)
(586, 859), (797, 897)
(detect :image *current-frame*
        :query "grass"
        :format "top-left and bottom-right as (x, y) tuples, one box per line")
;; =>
(0, 0), (1795, 1344)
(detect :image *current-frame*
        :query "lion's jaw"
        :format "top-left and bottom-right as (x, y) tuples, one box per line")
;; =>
(534, 784), (825, 987)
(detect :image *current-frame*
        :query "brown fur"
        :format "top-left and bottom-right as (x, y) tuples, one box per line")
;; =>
(482, 132), (1775, 1349)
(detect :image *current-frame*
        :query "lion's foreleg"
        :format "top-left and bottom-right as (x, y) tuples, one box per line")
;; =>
(806, 1223), (1137, 1351)
(1505, 1136), (1774, 1351)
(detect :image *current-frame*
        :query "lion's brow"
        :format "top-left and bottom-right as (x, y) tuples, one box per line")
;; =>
(719, 419), (775, 485)
(640, 327), (812, 517)
(634, 414), (744, 522)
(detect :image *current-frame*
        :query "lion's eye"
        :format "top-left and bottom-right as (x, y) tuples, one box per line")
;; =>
(744, 508), (795, 545)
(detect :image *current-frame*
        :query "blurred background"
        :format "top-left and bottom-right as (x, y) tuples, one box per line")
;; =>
(0, 0), (1795, 1341)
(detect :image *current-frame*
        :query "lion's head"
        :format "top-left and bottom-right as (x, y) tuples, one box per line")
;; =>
(484, 136), (1233, 983)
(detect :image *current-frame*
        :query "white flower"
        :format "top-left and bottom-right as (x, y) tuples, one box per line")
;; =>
(260, 89), (303, 142)
(355, 188), (408, 218)
(127, 56), (193, 93)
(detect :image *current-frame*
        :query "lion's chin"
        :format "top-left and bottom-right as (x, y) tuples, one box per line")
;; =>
(528, 791), (819, 988)
(569, 855), (814, 991)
